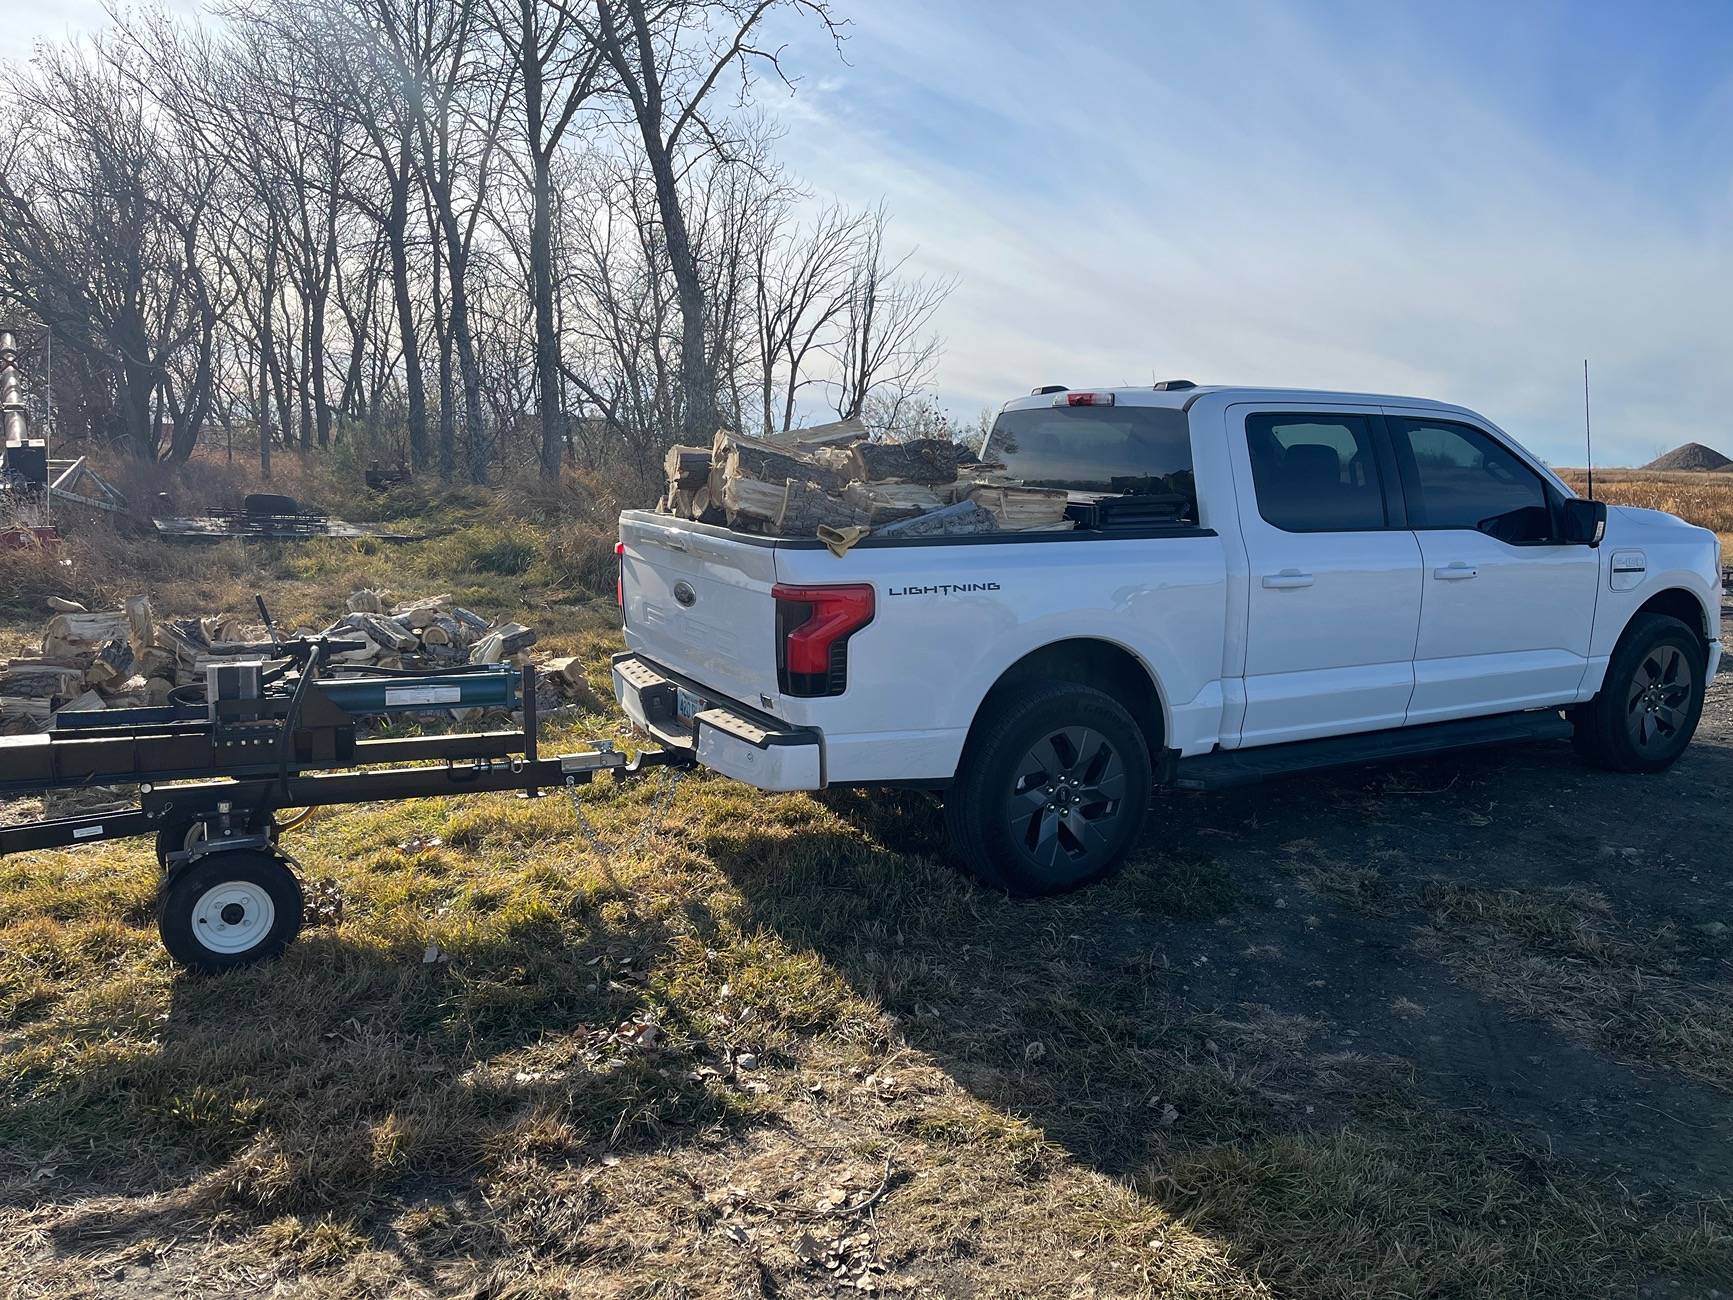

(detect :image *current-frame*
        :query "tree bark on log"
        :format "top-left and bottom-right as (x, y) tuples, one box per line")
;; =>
(664, 444), (713, 491)
(849, 438), (962, 485)
(873, 501), (999, 538)
(776, 480), (865, 534)
(715, 430), (849, 492)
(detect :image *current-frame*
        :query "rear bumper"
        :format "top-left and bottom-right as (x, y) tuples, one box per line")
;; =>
(611, 653), (823, 791)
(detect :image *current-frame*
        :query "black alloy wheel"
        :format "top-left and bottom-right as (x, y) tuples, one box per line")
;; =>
(1572, 611), (1706, 773)
(944, 680), (1152, 896)
(1625, 642), (1694, 753)
(1007, 725), (1128, 880)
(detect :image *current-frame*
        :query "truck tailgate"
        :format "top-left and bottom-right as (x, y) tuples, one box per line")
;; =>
(618, 511), (781, 706)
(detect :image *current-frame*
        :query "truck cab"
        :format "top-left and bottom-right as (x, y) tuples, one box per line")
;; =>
(615, 385), (1722, 894)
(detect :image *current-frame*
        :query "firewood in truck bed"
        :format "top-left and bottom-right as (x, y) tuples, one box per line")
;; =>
(713, 430), (851, 493)
(848, 438), (963, 485)
(663, 444), (713, 491)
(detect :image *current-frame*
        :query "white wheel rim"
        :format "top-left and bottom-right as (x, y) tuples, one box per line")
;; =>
(191, 881), (276, 954)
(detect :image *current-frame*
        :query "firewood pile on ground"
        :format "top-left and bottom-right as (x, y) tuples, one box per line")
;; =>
(0, 591), (590, 734)
(656, 417), (1072, 540)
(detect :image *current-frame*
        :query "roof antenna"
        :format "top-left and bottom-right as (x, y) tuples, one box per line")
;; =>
(1582, 359), (1595, 500)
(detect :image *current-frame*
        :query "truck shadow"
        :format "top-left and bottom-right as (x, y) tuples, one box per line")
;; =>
(710, 735), (1733, 1210)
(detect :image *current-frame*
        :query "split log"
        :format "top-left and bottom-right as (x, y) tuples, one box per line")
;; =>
(450, 607), (491, 635)
(849, 438), (962, 485)
(714, 430), (849, 493)
(789, 414), (866, 446)
(664, 444), (713, 491)
(966, 484), (1071, 529)
(125, 596), (155, 655)
(0, 664), (86, 698)
(56, 689), (106, 715)
(145, 677), (175, 706)
(721, 474), (793, 526)
(420, 622), (452, 647)
(155, 619), (208, 664)
(842, 482), (943, 524)
(46, 596), (86, 613)
(775, 480), (864, 535)
(350, 613), (418, 653)
(44, 610), (129, 647)
(0, 697), (53, 725)
(872, 501), (999, 539)
(469, 623), (536, 664)
(84, 637), (136, 689)
(542, 656), (588, 686)
(135, 646), (175, 680)
(347, 589), (387, 614)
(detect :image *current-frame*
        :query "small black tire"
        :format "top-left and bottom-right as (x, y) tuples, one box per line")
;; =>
(158, 849), (304, 973)
(944, 680), (1152, 896)
(1572, 612), (1706, 773)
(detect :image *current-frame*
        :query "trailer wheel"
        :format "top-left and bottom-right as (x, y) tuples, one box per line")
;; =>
(158, 849), (304, 973)
(944, 681), (1152, 896)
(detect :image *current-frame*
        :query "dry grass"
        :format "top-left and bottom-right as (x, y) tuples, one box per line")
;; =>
(1556, 467), (1733, 554)
(1, 499), (1731, 1296)
(1420, 882), (1733, 1092)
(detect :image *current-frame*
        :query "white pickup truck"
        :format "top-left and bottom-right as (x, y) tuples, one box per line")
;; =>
(614, 384), (1722, 895)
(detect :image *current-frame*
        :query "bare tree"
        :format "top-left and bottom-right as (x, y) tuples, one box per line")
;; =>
(831, 205), (953, 434)
(575, 0), (840, 439)
(484, 0), (608, 478)
(0, 36), (219, 461)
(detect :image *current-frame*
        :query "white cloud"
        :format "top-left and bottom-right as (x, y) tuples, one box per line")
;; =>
(763, 0), (1733, 466)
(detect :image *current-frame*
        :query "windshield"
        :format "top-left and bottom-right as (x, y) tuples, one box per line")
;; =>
(983, 404), (1196, 519)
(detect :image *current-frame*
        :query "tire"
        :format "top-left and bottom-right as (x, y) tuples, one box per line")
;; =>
(1572, 613), (1706, 773)
(944, 681), (1153, 896)
(158, 849), (304, 973)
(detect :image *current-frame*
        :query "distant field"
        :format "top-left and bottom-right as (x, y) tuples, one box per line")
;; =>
(1556, 467), (1733, 553)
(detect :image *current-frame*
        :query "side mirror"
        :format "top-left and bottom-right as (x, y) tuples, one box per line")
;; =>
(1560, 498), (1606, 547)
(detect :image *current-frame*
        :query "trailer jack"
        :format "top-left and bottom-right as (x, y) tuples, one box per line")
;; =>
(0, 613), (692, 972)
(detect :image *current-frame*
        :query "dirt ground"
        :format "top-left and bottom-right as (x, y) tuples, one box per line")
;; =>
(2, 599), (1731, 1297)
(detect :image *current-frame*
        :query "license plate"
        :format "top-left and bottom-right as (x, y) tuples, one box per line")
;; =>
(675, 687), (704, 726)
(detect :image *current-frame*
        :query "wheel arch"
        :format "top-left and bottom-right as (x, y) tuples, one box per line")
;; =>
(1629, 587), (1713, 651)
(963, 638), (1167, 764)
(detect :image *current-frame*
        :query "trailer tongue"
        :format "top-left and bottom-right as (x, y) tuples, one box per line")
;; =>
(0, 604), (688, 972)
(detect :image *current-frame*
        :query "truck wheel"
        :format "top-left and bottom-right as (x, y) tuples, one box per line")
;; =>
(158, 849), (304, 973)
(944, 681), (1152, 896)
(1572, 613), (1706, 773)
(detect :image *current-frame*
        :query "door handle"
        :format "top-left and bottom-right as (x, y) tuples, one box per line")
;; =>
(1433, 564), (1477, 580)
(1262, 570), (1314, 590)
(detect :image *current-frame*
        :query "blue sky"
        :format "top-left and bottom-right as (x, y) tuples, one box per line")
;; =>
(17, 0), (1733, 465)
(756, 0), (1733, 465)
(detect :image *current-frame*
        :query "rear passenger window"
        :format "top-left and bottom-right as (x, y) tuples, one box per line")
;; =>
(1390, 418), (1552, 543)
(1244, 413), (1388, 532)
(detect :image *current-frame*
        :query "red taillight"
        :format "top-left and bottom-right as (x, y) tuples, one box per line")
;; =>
(772, 583), (874, 697)
(1058, 391), (1116, 407)
(615, 541), (626, 611)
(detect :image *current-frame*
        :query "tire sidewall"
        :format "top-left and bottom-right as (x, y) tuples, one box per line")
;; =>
(957, 684), (1152, 895)
(159, 851), (304, 973)
(1595, 615), (1707, 773)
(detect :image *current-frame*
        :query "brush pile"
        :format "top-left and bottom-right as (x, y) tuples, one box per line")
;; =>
(0, 591), (560, 734)
(655, 417), (1072, 539)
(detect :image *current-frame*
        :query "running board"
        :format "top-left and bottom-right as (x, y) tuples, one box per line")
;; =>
(1173, 710), (1573, 791)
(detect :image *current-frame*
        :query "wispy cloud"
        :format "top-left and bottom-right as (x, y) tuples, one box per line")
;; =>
(765, 0), (1733, 465)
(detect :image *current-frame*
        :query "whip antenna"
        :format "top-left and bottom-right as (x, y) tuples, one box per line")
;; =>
(1582, 359), (1595, 500)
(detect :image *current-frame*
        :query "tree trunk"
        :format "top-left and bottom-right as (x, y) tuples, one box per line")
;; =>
(388, 135), (429, 469)
(523, 10), (565, 483)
